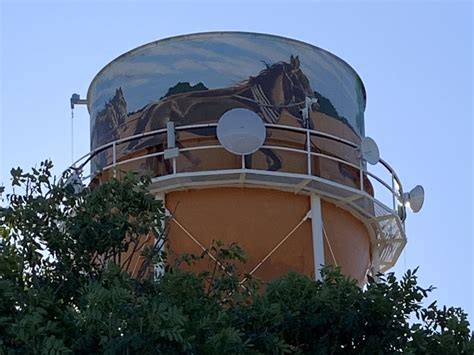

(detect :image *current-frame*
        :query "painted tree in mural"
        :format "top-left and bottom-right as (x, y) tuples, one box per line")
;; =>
(1, 161), (473, 354)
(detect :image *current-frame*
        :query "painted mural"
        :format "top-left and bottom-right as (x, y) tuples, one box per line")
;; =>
(87, 33), (369, 193)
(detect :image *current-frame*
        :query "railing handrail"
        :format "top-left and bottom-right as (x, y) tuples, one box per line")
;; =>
(71, 122), (404, 211)
(73, 123), (359, 167)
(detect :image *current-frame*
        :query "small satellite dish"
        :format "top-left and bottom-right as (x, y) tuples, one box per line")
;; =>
(217, 108), (266, 155)
(403, 185), (425, 213)
(360, 137), (380, 165)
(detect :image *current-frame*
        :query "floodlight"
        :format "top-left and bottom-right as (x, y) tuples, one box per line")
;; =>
(402, 185), (425, 213)
(217, 108), (266, 155)
(360, 137), (380, 165)
(65, 169), (84, 194)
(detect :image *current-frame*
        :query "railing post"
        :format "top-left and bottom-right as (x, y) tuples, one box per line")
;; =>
(371, 242), (381, 282)
(391, 174), (396, 212)
(172, 158), (177, 175)
(112, 141), (117, 178)
(359, 160), (364, 192)
(241, 154), (246, 169)
(306, 128), (311, 175)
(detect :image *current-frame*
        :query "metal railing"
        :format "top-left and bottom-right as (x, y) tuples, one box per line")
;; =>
(74, 123), (404, 210)
(71, 122), (407, 272)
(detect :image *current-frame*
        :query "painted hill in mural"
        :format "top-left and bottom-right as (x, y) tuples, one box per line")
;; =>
(160, 82), (209, 100)
(314, 90), (360, 137)
(91, 87), (127, 149)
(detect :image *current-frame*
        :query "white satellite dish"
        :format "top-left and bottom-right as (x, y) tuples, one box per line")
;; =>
(217, 108), (266, 155)
(360, 137), (380, 165)
(403, 185), (425, 213)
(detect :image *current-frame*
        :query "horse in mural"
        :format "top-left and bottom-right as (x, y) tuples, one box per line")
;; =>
(90, 55), (373, 196)
(133, 55), (313, 130)
(116, 55), (317, 171)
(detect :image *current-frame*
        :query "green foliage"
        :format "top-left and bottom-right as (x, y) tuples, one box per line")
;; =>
(1, 161), (473, 354)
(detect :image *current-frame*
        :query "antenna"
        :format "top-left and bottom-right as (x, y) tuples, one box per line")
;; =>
(299, 96), (319, 128)
(359, 137), (380, 165)
(217, 108), (266, 155)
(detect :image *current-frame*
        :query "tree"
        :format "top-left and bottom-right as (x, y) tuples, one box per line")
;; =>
(1, 161), (473, 354)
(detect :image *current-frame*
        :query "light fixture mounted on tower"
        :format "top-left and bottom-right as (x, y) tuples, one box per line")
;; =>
(402, 185), (425, 213)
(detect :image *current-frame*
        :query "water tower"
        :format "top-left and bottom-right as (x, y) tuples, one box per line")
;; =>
(72, 32), (423, 284)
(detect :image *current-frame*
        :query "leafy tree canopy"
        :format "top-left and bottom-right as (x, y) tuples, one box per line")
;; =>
(0, 161), (472, 354)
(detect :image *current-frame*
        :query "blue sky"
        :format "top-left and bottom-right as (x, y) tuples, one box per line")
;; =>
(1, 1), (472, 323)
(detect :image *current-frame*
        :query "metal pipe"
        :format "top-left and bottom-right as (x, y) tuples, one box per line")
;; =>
(311, 194), (325, 281)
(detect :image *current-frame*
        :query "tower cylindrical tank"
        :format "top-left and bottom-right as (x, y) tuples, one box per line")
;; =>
(85, 32), (406, 284)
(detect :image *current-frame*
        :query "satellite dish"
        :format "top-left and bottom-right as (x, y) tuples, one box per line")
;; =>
(403, 185), (425, 213)
(360, 137), (380, 165)
(217, 108), (266, 155)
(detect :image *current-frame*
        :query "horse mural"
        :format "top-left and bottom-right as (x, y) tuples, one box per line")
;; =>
(133, 56), (312, 130)
(99, 55), (314, 172)
(90, 55), (372, 197)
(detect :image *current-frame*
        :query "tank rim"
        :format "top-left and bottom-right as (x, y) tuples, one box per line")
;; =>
(86, 31), (367, 113)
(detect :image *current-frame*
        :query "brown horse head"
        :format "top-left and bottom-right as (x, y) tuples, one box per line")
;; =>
(247, 55), (315, 126)
(287, 55), (313, 103)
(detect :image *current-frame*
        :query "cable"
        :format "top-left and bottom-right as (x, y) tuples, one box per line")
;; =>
(239, 211), (310, 285)
(322, 224), (338, 267)
(71, 108), (74, 165)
